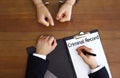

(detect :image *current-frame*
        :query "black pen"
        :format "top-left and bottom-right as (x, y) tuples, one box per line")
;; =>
(82, 49), (96, 56)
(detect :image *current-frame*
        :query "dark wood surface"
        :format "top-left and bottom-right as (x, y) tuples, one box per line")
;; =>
(0, 0), (120, 78)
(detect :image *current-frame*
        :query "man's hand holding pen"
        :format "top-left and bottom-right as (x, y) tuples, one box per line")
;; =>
(77, 46), (98, 69)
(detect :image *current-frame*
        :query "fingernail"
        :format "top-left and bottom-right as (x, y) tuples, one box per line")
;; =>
(56, 16), (60, 20)
(46, 24), (49, 27)
(51, 23), (54, 26)
(52, 24), (54, 26)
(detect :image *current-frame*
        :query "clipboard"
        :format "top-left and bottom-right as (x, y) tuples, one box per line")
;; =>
(65, 29), (112, 78)
(26, 29), (112, 78)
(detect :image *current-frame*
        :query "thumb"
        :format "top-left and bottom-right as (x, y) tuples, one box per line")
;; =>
(39, 18), (49, 27)
(59, 14), (71, 22)
(56, 10), (64, 20)
(47, 14), (54, 26)
(52, 39), (57, 49)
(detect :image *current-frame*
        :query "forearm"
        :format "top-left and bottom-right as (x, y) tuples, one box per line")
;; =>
(32, 0), (44, 6)
(65, 0), (76, 5)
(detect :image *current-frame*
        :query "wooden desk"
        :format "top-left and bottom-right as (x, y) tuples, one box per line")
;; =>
(0, 0), (120, 78)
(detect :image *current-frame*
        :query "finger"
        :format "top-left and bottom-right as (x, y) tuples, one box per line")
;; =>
(57, 14), (64, 21)
(38, 17), (49, 27)
(40, 35), (43, 38)
(78, 46), (92, 53)
(60, 15), (71, 22)
(38, 35), (43, 41)
(48, 36), (55, 45)
(82, 46), (93, 53)
(60, 17), (67, 22)
(56, 10), (64, 20)
(45, 36), (50, 41)
(40, 35), (45, 40)
(47, 14), (54, 26)
(76, 47), (81, 52)
(78, 50), (87, 60)
(52, 39), (57, 48)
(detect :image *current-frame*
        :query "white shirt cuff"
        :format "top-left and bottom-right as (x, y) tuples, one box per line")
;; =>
(33, 53), (47, 60)
(90, 65), (104, 73)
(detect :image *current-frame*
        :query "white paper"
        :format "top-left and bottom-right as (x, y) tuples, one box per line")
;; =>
(66, 32), (112, 78)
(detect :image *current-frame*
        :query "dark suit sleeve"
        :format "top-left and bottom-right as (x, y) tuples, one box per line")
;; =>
(88, 67), (109, 78)
(25, 54), (49, 78)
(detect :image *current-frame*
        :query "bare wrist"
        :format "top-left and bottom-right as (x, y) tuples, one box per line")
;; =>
(36, 52), (47, 56)
(65, 0), (76, 6)
(32, 0), (44, 7)
(89, 64), (98, 69)
(35, 2), (45, 8)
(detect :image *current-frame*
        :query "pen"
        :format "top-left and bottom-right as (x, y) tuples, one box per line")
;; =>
(82, 49), (96, 56)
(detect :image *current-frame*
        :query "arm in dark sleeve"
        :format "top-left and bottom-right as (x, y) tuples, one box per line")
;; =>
(88, 67), (109, 78)
(25, 54), (49, 78)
